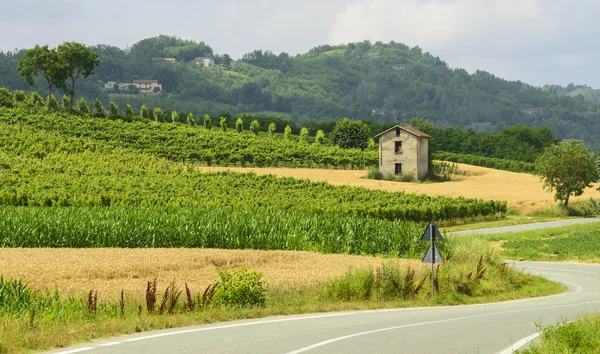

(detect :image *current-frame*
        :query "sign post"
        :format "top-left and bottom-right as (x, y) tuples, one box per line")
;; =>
(421, 219), (443, 298)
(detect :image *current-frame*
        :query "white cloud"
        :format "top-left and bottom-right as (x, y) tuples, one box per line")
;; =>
(329, 0), (557, 53)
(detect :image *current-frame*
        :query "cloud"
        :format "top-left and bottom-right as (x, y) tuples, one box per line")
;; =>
(329, 0), (557, 53)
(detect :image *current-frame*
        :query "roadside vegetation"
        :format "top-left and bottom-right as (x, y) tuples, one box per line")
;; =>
(0, 238), (563, 353)
(518, 314), (600, 354)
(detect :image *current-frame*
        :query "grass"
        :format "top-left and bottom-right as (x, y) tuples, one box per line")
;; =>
(0, 240), (564, 353)
(518, 313), (600, 353)
(441, 215), (570, 233)
(473, 223), (600, 262)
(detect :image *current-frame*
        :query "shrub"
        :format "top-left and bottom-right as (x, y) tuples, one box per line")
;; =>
(109, 102), (119, 117)
(47, 94), (59, 111)
(212, 268), (266, 308)
(300, 127), (309, 141)
(0, 87), (14, 108)
(13, 90), (28, 103)
(325, 267), (374, 301)
(93, 99), (105, 117)
(170, 111), (178, 123)
(250, 120), (260, 135)
(331, 118), (371, 150)
(61, 95), (71, 110)
(77, 97), (90, 115)
(284, 125), (292, 139)
(140, 104), (149, 119)
(204, 114), (212, 129)
(187, 113), (195, 125)
(220, 116), (226, 131)
(315, 129), (325, 144)
(367, 167), (384, 180)
(567, 198), (598, 216)
(31, 92), (44, 106)
(125, 104), (134, 119)
(153, 108), (164, 122)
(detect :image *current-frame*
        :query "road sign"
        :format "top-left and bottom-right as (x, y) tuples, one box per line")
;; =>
(421, 220), (443, 241)
(422, 244), (443, 264)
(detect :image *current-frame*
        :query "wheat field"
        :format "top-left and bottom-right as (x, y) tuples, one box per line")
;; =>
(0, 248), (420, 299)
(199, 164), (600, 214)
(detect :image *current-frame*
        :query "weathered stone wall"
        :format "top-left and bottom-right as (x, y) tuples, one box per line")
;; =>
(378, 128), (428, 180)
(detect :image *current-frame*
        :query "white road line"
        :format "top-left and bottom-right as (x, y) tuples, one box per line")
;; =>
(52, 347), (94, 354)
(283, 299), (600, 353)
(97, 342), (121, 347)
(496, 332), (540, 354)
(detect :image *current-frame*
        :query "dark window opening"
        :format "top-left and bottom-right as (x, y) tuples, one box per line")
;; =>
(395, 163), (402, 175)
(395, 141), (402, 153)
(396, 128), (400, 136)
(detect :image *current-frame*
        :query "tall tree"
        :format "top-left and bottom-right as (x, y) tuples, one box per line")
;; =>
(331, 118), (371, 150)
(57, 42), (100, 110)
(535, 141), (599, 208)
(17, 45), (66, 99)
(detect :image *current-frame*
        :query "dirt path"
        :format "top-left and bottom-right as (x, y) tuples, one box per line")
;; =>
(199, 164), (600, 214)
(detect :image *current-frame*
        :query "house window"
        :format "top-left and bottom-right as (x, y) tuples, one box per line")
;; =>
(396, 128), (400, 136)
(395, 141), (402, 154)
(395, 163), (402, 175)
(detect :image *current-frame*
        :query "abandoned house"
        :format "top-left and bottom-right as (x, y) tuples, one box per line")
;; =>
(374, 125), (431, 180)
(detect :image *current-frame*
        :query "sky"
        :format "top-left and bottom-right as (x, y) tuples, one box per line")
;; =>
(1, 0), (599, 88)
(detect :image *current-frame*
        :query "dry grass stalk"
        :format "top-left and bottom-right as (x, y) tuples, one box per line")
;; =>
(87, 290), (98, 315)
(119, 289), (125, 318)
(168, 281), (182, 315)
(414, 274), (427, 295)
(201, 283), (216, 309)
(184, 283), (195, 312)
(475, 256), (486, 281)
(146, 279), (157, 314)
(403, 267), (415, 298)
(137, 305), (142, 317)
(158, 284), (171, 315)
(500, 263), (508, 279)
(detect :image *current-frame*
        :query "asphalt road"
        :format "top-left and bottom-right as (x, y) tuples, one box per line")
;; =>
(450, 217), (600, 236)
(50, 261), (600, 354)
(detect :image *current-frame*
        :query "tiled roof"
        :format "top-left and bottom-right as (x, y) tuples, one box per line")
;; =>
(374, 125), (432, 139)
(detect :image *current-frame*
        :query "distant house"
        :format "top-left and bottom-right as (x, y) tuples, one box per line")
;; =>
(375, 125), (431, 181)
(193, 57), (215, 67)
(520, 109), (537, 115)
(389, 64), (406, 70)
(133, 80), (162, 93)
(163, 58), (176, 63)
(366, 52), (381, 58)
(104, 82), (117, 90)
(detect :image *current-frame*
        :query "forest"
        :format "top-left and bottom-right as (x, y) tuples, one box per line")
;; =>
(1, 35), (599, 149)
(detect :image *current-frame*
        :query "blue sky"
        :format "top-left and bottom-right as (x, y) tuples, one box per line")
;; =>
(1, 0), (598, 88)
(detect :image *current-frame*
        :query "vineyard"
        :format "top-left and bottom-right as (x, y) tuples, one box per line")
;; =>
(0, 106), (377, 169)
(433, 151), (536, 173)
(0, 107), (508, 256)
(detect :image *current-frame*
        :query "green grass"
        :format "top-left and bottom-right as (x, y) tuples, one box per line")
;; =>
(466, 223), (600, 262)
(519, 313), (600, 353)
(441, 215), (569, 233)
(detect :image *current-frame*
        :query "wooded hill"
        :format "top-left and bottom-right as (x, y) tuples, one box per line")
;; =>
(1, 35), (599, 149)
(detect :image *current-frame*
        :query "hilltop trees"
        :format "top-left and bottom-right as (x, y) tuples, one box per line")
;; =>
(57, 42), (99, 111)
(535, 141), (599, 208)
(17, 43), (99, 109)
(17, 45), (64, 99)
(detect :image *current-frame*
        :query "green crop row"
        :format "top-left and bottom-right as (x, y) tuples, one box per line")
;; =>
(0, 121), (506, 221)
(0, 106), (378, 169)
(0, 206), (434, 257)
(433, 151), (535, 173)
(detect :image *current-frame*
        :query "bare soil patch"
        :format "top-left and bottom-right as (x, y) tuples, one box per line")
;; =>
(0, 248), (420, 299)
(199, 164), (600, 214)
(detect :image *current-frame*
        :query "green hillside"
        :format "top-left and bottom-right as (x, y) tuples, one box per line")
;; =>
(1, 36), (599, 148)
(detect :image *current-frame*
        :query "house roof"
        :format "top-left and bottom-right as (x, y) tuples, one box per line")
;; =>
(133, 80), (159, 84)
(374, 125), (432, 140)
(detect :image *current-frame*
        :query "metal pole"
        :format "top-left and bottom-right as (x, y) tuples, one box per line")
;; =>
(431, 221), (434, 299)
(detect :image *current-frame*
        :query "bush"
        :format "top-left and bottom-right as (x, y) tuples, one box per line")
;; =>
(62, 95), (71, 110)
(367, 167), (384, 180)
(0, 87), (14, 108)
(13, 90), (28, 103)
(325, 267), (374, 301)
(31, 92), (44, 106)
(567, 198), (599, 216)
(212, 268), (266, 308)
(47, 94), (59, 111)
(77, 97), (90, 115)
(331, 118), (371, 150)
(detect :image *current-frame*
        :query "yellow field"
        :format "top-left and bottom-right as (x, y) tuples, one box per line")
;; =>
(0, 248), (419, 299)
(199, 164), (600, 214)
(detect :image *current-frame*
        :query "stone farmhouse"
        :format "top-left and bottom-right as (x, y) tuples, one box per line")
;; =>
(375, 125), (431, 181)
